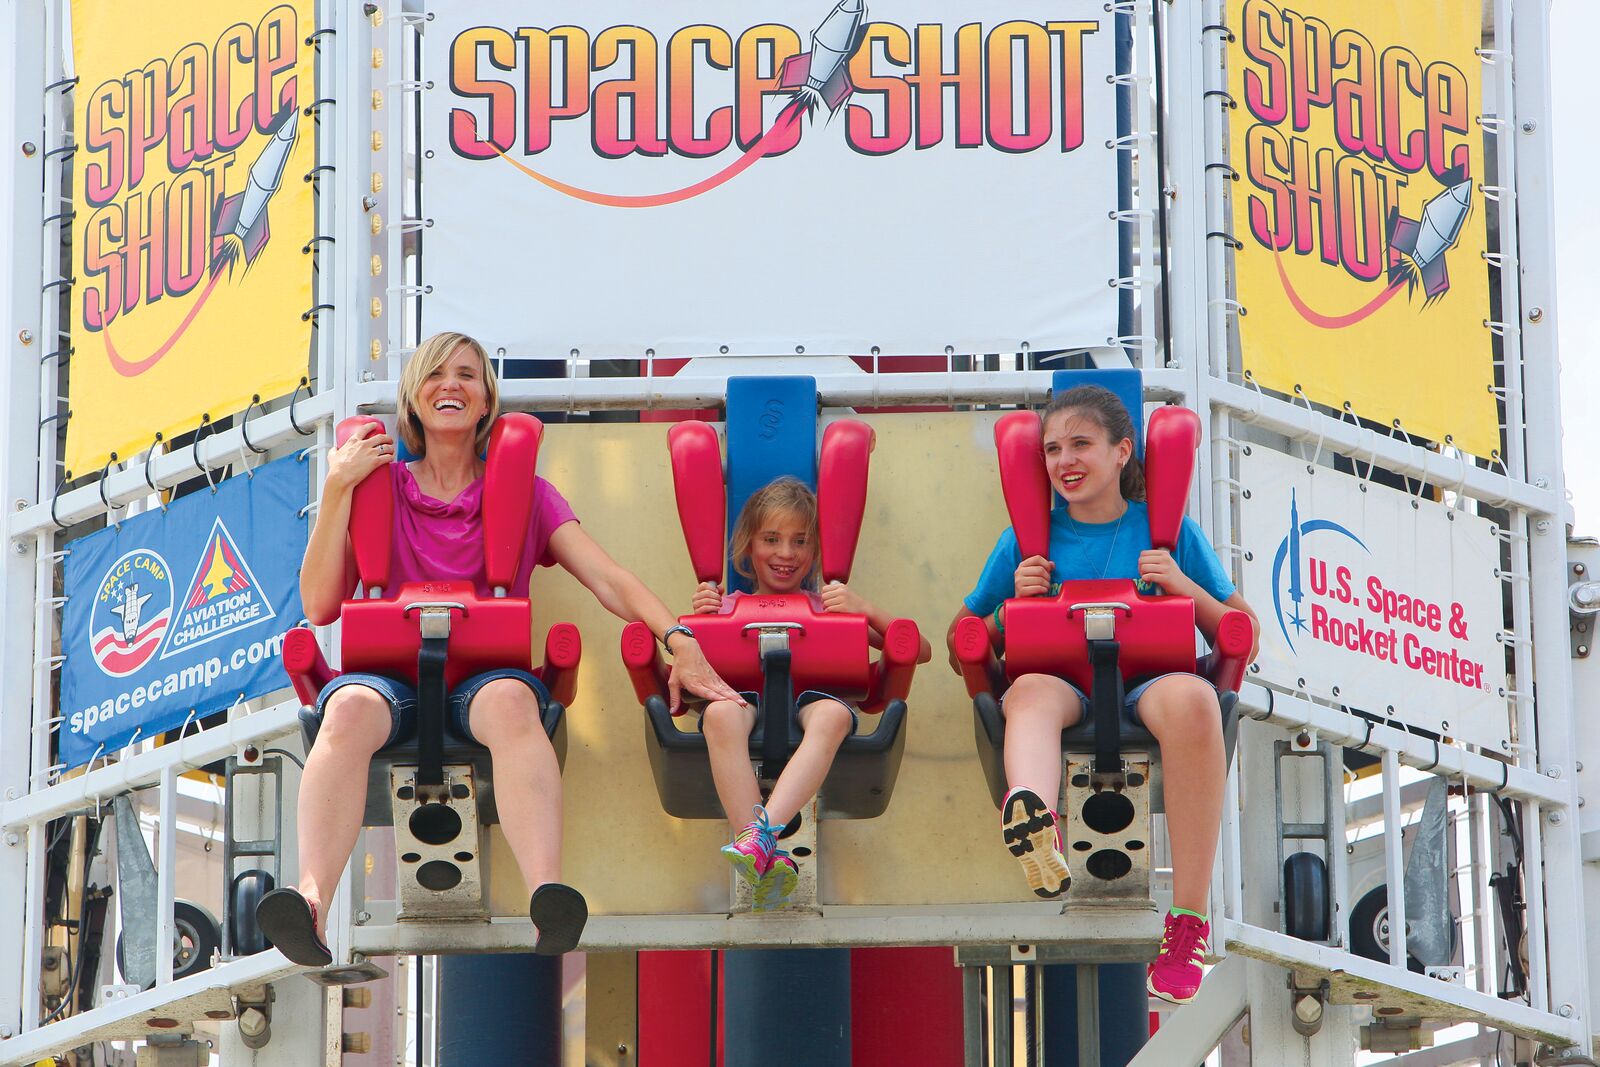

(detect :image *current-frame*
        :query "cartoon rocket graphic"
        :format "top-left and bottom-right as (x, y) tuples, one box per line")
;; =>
(109, 583), (153, 645)
(779, 0), (868, 116)
(1286, 490), (1306, 633)
(210, 103), (300, 276)
(1386, 164), (1472, 303)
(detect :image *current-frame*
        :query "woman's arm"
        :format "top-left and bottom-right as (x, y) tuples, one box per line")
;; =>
(301, 424), (393, 625)
(547, 522), (744, 710)
(819, 582), (933, 663)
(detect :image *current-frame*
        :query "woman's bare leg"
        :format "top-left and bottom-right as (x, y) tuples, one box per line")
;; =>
(468, 679), (564, 892)
(296, 685), (391, 927)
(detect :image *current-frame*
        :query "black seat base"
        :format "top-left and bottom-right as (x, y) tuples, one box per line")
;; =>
(298, 699), (567, 827)
(972, 689), (1238, 812)
(643, 695), (907, 821)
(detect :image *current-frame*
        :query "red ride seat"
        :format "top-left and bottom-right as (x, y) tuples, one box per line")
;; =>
(620, 376), (922, 820)
(281, 413), (581, 826)
(954, 380), (1252, 811)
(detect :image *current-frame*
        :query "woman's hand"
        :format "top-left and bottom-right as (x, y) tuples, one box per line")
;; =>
(327, 421), (394, 493)
(1013, 555), (1054, 598)
(820, 581), (867, 615)
(1137, 549), (1198, 597)
(690, 581), (724, 615)
(666, 637), (746, 714)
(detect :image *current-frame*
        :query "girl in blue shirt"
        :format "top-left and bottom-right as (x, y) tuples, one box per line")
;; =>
(947, 385), (1259, 1004)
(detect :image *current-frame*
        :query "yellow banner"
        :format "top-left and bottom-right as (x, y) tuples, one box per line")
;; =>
(66, 0), (315, 475)
(1228, 0), (1498, 459)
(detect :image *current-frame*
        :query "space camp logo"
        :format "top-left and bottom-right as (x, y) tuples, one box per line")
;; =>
(89, 549), (175, 678)
(77, 5), (302, 373)
(1270, 489), (1489, 692)
(1236, 0), (1477, 327)
(446, 1), (1102, 207)
(159, 517), (277, 658)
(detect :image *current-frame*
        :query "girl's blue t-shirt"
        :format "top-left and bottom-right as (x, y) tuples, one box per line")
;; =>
(963, 499), (1236, 618)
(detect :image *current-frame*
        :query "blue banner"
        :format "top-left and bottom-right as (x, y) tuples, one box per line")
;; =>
(59, 455), (310, 768)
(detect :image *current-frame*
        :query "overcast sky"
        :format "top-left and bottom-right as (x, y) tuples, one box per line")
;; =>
(1553, 3), (1595, 534)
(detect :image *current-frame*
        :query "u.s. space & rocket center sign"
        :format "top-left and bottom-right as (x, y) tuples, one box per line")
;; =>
(1239, 447), (1508, 751)
(424, 0), (1121, 358)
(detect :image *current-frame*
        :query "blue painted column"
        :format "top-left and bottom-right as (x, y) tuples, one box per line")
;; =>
(1042, 963), (1150, 1066)
(438, 954), (562, 1063)
(724, 949), (850, 1065)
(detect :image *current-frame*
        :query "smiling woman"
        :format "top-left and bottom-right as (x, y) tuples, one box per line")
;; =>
(256, 330), (743, 965)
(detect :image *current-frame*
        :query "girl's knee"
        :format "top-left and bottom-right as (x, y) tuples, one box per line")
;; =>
(801, 700), (853, 741)
(1002, 674), (1079, 723)
(701, 700), (751, 741)
(1139, 676), (1222, 737)
(470, 680), (542, 744)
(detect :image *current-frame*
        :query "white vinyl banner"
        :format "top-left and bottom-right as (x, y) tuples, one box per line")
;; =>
(1239, 448), (1509, 751)
(422, 1), (1121, 358)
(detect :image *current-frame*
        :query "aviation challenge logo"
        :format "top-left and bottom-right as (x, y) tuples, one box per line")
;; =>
(1235, 0), (1477, 328)
(447, 2), (1102, 207)
(160, 518), (277, 658)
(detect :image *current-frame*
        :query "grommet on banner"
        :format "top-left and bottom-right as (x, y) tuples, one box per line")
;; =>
(1203, 89), (1237, 109)
(289, 377), (315, 435)
(302, 234), (335, 255)
(301, 303), (334, 322)
(302, 97), (335, 119)
(240, 394), (269, 455)
(1206, 162), (1241, 182)
(1475, 115), (1505, 134)
(305, 27), (335, 47)
(44, 75), (78, 93)
(1476, 47), (1508, 65)
(304, 164), (335, 186)
(1200, 23), (1236, 42)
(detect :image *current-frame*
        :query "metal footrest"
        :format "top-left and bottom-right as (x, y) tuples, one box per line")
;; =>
(390, 764), (488, 920)
(1063, 753), (1152, 904)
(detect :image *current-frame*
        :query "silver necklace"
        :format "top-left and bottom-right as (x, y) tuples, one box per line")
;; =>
(1064, 504), (1127, 580)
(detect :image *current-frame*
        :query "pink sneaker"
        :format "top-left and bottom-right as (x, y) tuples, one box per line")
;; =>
(1147, 911), (1210, 1004)
(1000, 786), (1070, 899)
(721, 805), (781, 886)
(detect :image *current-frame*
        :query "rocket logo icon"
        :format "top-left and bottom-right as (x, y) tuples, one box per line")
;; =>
(1385, 164), (1473, 304)
(88, 549), (174, 678)
(779, 0), (869, 117)
(1268, 490), (1367, 654)
(159, 518), (277, 659)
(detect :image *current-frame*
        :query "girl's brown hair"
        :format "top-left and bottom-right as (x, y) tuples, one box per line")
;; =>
(729, 476), (821, 590)
(1041, 385), (1147, 502)
(395, 331), (501, 457)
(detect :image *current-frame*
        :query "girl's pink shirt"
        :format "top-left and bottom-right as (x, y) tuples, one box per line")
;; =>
(384, 462), (577, 597)
(718, 588), (826, 614)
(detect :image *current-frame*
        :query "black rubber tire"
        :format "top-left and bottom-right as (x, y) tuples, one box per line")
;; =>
(1283, 851), (1330, 941)
(116, 899), (223, 988)
(230, 869), (276, 956)
(1348, 885), (1424, 973)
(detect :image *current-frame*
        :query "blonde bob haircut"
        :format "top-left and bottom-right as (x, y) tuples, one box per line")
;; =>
(395, 331), (501, 457)
(729, 476), (821, 590)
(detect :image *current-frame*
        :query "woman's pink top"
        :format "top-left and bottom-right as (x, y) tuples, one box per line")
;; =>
(383, 463), (578, 598)
(718, 589), (826, 614)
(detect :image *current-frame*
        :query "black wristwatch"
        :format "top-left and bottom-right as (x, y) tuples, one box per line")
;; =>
(660, 624), (696, 655)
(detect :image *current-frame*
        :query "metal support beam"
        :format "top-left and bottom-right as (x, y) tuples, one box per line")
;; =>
(1127, 956), (1248, 1066)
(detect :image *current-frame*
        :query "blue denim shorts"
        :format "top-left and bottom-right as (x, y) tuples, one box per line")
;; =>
(694, 690), (860, 737)
(315, 668), (549, 749)
(1003, 671), (1218, 729)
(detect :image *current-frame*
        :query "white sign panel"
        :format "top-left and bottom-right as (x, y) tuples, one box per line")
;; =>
(1239, 448), (1509, 751)
(423, 1), (1121, 358)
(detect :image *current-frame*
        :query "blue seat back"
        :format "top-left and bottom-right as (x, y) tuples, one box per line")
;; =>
(724, 376), (819, 594)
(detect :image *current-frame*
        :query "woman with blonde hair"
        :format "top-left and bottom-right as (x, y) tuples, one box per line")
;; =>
(257, 331), (742, 963)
